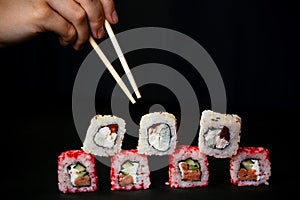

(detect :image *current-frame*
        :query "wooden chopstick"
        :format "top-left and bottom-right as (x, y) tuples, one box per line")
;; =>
(104, 20), (141, 99)
(89, 36), (136, 104)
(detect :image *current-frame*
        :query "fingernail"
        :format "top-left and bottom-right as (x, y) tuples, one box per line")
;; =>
(112, 10), (118, 23)
(97, 26), (105, 39)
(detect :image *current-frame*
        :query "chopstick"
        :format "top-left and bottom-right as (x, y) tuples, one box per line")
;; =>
(104, 20), (141, 99)
(89, 36), (136, 104)
(88, 20), (141, 104)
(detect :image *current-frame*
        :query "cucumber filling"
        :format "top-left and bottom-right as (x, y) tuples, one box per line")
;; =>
(118, 161), (139, 187)
(67, 162), (91, 187)
(147, 123), (171, 152)
(178, 158), (201, 181)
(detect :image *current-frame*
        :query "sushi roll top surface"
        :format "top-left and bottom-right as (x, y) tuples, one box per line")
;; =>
(138, 112), (177, 156)
(57, 150), (98, 193)
(230, 147), (271, 186)
(111, 149), (151, 190)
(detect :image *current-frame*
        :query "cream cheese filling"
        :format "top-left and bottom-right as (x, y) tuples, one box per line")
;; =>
(94, 126), (117, 148)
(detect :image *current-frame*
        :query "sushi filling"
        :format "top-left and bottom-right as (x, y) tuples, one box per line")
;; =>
(238, 159), (261, 181)
(67, 162), (91, 187)
(204, 126), (230, 149)
(118, 161), (139, 187)
(147, 123), (171, 152)
(94, 124), (118, 148)
(178, 158), (201, 181)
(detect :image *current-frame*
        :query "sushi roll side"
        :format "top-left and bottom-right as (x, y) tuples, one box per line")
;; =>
(230, 147), (271, 186)
(198, 110), (242, 158)
(57, 150), (98, 193)
(110, 149), (151, 190)
(82, 115), (126, 157)
(137, 112), (177, 156)
(169, 145), (209, 188)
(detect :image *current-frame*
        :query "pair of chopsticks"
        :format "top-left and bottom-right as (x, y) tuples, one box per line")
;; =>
(89, 20), (141, 104)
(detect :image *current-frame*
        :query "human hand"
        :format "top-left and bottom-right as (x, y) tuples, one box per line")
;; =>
(0, 0), (118, 50)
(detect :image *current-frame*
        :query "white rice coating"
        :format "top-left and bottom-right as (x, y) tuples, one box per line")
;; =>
(137, 112), (177, 156)
(82, 115), (126, 157)
(198, 110), (241, 158)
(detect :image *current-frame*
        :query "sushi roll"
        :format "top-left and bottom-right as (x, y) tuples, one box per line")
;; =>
(230, 147), (271, 186)
(57, 150), (98, 193)
(198, 110), (241, 158)
(110, 149), (151, 190)
(82, 115), (126, 157)
(168, 145), (209, 188)
(137, 112), (177, 156)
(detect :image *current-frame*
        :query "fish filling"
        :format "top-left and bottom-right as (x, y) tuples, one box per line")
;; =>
(178, 158), (201, 181)
(204, 126), (230, 149)
(94, 124), (118, 148)
(118, 160), (139, 187)
(67, 162), (91, 187)
(147, 123), (171, 152)
(238, 159), (261, 181)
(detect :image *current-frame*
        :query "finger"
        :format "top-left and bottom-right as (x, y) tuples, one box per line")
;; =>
(37, 8), (77, 47)
(47, 0), (89, 50)
(100, 0), (118, 24)
(75, 0), (105, 39)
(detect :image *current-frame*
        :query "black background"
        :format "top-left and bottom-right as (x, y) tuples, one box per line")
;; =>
(1, 0), (299, 199)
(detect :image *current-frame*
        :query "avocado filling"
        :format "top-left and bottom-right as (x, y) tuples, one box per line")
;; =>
(147, 123), (171, 152)
(94, 124), (118, 148)
(204, 126), (230, 149)
(67, 162), (91, 187)
(238, 159), (261, 181)
(178, 158), (201, 181)
(118, 161), (139, 187)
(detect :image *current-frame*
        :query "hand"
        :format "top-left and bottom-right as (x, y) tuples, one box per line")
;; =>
(0, 0), (118, 50)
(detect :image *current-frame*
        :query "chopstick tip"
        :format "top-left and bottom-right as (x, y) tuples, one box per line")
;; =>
(130, 98), (136, 104)
(135, 90), (142, 99)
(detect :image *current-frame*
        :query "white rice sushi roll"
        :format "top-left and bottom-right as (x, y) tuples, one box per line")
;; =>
(168, 145), (209, 188)
(198, 110), (241, 158)
(110, 149), (151, 190)
(137, 112), (177, 156)
(230, 147), (271, 186)
(82, 115), (126, 157)
(57, 150), (98, 193)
